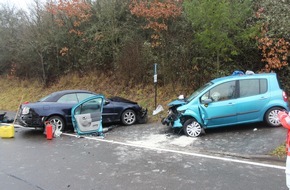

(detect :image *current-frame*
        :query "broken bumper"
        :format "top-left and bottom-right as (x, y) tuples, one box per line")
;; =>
(161, 111), (182, 128)
(137, 108), (148, 124)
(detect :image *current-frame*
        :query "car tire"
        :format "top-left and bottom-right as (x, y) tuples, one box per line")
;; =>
(121, 109), (136, 126)
(47, 115), (65, 131)
(183, 118), (203, 137)
(265, 107), (283, 127)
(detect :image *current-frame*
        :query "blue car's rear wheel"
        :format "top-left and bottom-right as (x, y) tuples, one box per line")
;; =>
(265, 107), (283, 127)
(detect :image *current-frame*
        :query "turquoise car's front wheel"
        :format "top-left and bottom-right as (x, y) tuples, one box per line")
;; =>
(183, 119), (203, 137)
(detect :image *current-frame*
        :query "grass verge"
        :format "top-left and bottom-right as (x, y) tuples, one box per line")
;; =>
(0, 73), (185, 122)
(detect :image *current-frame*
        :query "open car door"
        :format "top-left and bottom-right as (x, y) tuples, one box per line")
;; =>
(71, 95), (104, 135)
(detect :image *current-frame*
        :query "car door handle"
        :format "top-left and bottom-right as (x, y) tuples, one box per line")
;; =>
(260, 96), (268, 100)
(228, 102), (234, 105)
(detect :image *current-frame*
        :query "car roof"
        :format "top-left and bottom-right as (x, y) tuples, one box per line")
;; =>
(40, 90), (97, 102)
(211, 73), (277, 84)
(52, 90), (95, 94)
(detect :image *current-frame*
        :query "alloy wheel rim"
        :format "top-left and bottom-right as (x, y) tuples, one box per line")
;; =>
(124, 112), (136, 124)
(268, 110), (280, 126)
(186, 121), (202, 137)
(50, 118), (63, 130)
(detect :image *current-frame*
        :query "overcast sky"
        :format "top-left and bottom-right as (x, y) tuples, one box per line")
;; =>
(0, 0), (30, 9)
(0, 0), (45, 11)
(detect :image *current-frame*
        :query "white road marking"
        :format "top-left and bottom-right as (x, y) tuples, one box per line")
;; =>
(62, 133), (286, 170)
(1, 123), (24, 128)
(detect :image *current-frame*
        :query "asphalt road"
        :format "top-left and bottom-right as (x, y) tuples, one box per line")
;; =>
(1, 109), (288, 161)
(1, 108), (289, 190)
(103, 120), (288, 163)
(0, 125), (288, 190)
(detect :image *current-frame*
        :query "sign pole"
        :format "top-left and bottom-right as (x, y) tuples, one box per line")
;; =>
(154, 63), (157, 109)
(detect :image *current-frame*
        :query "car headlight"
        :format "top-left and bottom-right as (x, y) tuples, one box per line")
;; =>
(22, 107), (30, 114)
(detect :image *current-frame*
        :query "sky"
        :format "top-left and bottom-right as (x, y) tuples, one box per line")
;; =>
(0, 0), (31, 9)
(0, 0), (45, 11)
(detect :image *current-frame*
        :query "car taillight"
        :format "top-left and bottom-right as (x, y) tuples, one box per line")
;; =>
(283, 91), (288, 102)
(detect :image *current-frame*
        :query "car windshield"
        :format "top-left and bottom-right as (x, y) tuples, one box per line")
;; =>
(186, 82), (213, 102)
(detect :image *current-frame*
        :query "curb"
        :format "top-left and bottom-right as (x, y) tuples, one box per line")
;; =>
(205, 150), (286, 164)
(248, 154), (286, 163)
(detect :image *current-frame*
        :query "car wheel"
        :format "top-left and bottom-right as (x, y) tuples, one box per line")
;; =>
(47, 116), (65, 131)
(265, 107), (283, 127)
(121, 109), (136, 126)
(183, 118), (203, 137)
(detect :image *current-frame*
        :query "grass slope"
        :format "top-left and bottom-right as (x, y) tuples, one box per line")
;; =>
(0, 73), (185, 122)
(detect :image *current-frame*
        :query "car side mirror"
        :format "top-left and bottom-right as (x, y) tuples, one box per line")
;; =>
(105, 100), (110, 105)
(202, 98), (213, 105)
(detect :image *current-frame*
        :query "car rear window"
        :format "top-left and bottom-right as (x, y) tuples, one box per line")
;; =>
(76, 93), (95, 102)
(239, 79), (267, 98)
(57, 93), (78, 103)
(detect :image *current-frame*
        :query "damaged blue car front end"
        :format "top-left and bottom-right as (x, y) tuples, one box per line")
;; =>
(161, 82), (212, 129)
(161, 99), (186, 128)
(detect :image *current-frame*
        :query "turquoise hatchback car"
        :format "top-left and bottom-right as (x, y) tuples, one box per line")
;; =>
(162, 73), (289, 137)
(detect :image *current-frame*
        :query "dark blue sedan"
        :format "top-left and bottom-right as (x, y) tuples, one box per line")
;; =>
(17, 90), (148, 131)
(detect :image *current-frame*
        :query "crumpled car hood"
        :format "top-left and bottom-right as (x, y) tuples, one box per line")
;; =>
(168, 99), (186, 107)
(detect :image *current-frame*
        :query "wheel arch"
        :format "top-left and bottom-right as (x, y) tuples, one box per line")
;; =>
(120, 108), (136, 119)
(180, 115), (194, 125)
(263, 106), (285, 120)
(45, 114), (67, 127)
(180, 114), (204, 127)
(263, 106), (285, 127)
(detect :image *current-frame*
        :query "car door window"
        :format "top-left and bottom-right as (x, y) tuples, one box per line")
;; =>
(239, 79), (267, 98)
(75, 99), (102, 115)
(201, 81), (236, 102)
(77, 93), (95, 102)
(71, 96), (104, 135)
(260, 79), (267, 93)
(57, 93), (78, 103)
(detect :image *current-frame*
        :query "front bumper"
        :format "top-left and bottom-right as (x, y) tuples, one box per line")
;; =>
(161, 111), (182, 128)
